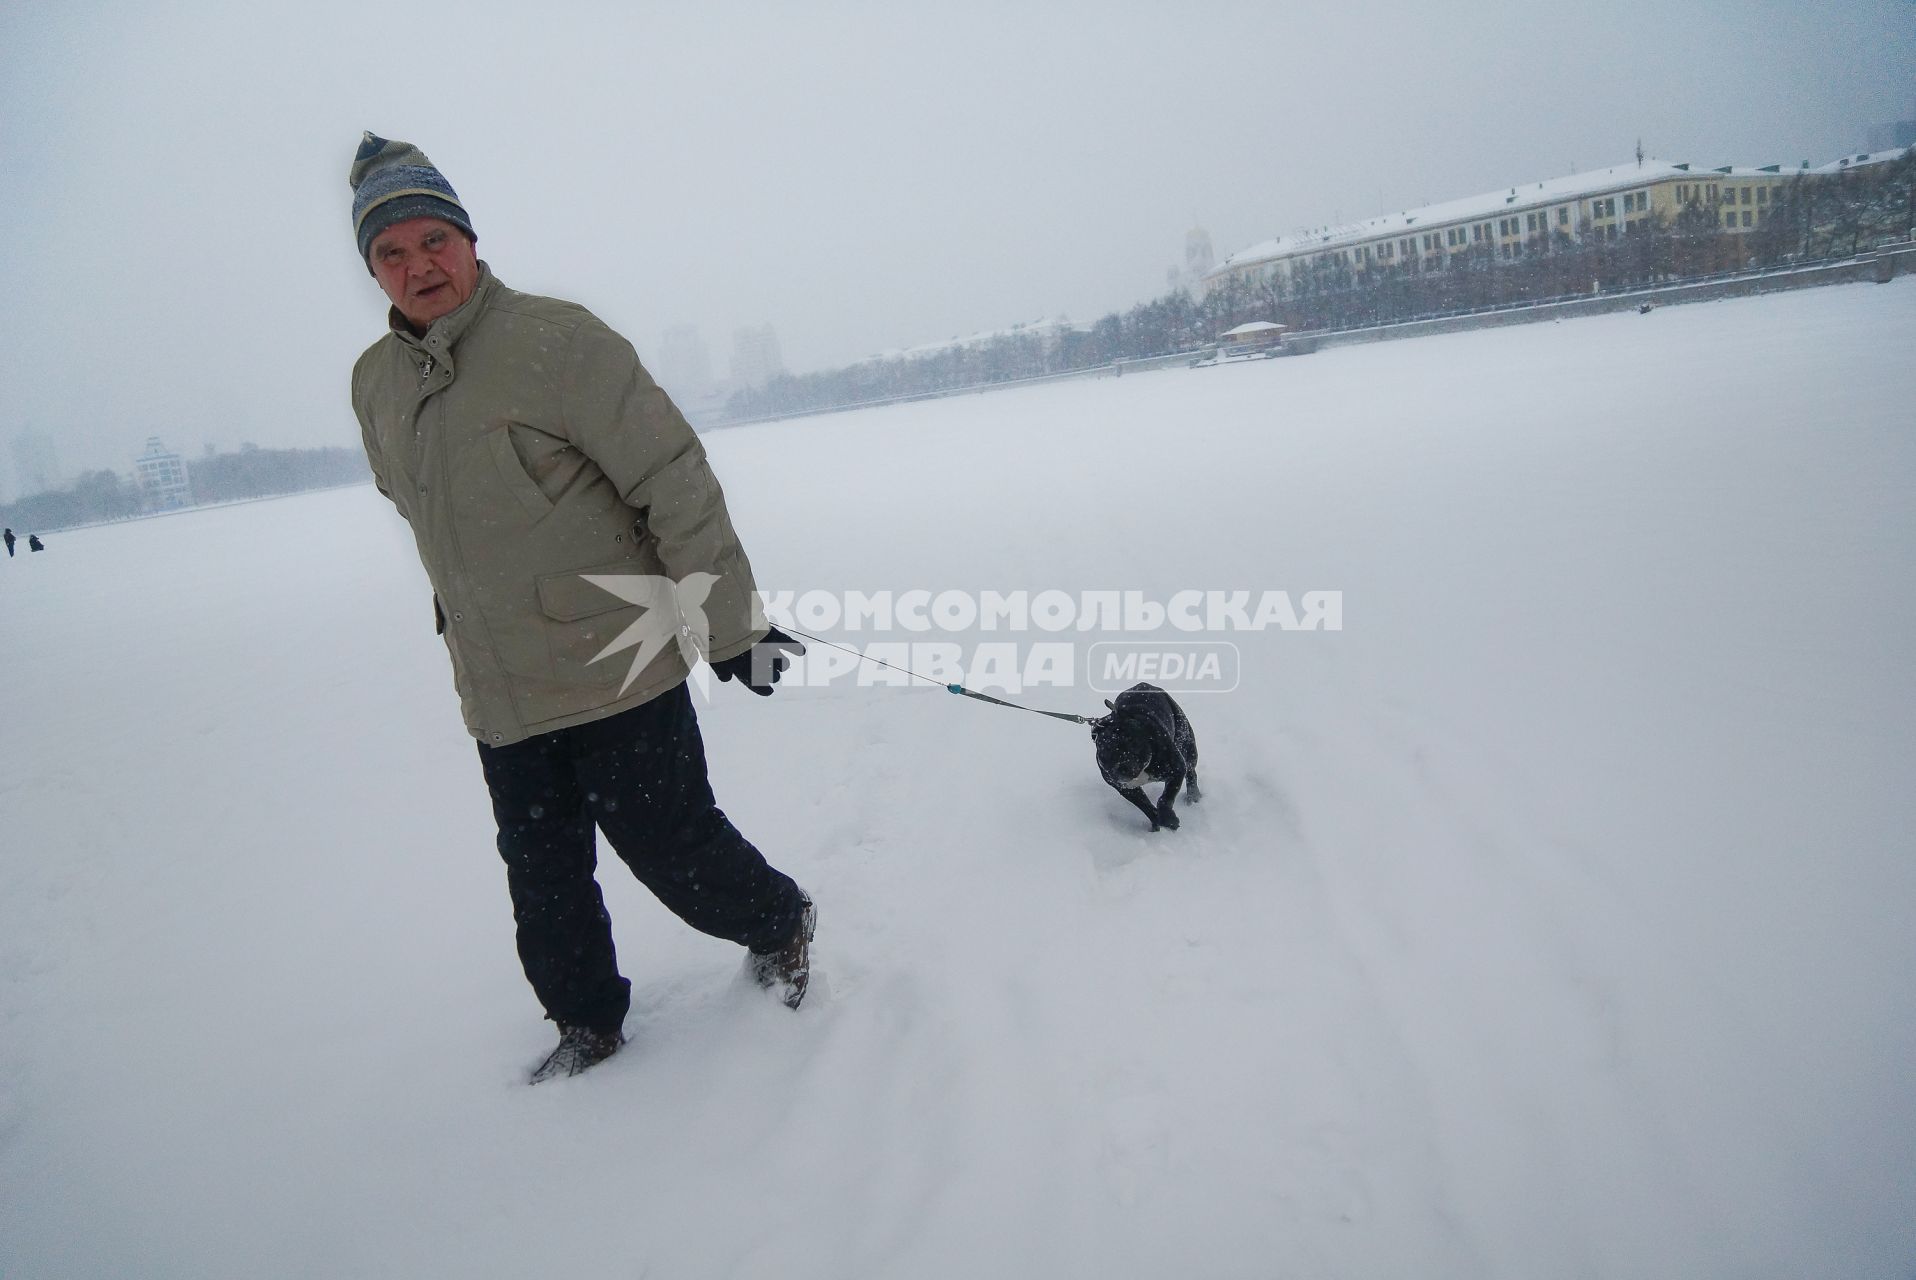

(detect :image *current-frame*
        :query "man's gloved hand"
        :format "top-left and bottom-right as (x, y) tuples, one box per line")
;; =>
(710, 627), (805, 696)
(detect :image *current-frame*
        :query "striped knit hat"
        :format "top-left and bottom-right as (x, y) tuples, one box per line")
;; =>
(348, 132), (476, 265)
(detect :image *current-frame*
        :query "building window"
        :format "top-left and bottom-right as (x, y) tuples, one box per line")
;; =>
(1741, 209), (1752, 227)
(1724, 211), (1736, 227)
(1756, 186), (1767, 205)
(1558, 207), (1568, 225)
(1473, 224), (1482, 242)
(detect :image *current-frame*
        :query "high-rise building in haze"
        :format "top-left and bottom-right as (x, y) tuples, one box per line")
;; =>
(1170, 226), (1216, 292)
(11, 430), (59, 496)
(731, 324), (786, 391)
(135, 436), (191, 512)
(656, 324), (715, 401)
(1185, 227), (1215, 280)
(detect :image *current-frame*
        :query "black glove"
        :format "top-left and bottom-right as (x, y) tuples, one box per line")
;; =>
(710, 627), (805, 696)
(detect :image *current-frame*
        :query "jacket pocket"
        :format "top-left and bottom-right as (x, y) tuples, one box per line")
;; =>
(535, 559), (659, 622)
(488, 427), (554, 520)
(531, 560), (674, 697)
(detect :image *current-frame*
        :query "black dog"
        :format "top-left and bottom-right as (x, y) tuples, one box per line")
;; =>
(1091, 682), (1200, 831)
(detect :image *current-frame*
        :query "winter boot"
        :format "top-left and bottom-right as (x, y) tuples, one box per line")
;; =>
(747, 891), (816, 1010)
(528, 1024), (624, 1084)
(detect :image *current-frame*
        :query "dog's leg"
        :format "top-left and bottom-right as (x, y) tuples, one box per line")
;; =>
(1155, 773), (1184, 830)
(1116, 786), (1162, 831)
(1185, 768), (1202, 803)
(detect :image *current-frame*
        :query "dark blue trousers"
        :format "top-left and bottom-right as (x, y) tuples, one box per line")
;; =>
(477, 682), (803, 1034)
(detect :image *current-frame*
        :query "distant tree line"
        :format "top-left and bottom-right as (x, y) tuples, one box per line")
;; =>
(727, 147), (1914, 422)
(0, 444), (368, 532)
(187, 444), (367, 507)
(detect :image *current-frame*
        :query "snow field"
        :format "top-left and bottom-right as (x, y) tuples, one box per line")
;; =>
(2, 279), (1913, 1278)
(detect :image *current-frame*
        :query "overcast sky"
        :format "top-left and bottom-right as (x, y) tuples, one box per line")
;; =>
(2, 0), (1911, 486)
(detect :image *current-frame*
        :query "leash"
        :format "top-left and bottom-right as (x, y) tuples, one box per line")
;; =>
(945, 685), (1100, 726)
(776, 624), (1101, 727)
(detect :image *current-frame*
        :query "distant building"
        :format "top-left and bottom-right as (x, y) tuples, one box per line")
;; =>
(1203, 148), (1910, 296)
(135, 436), (191, 512)
(1169, 226), (1217, 292)
(1184, 227), (1215, 281)
(656, 324), (715, 401)
(11, 429), (58, 496)
(731, 324), (786, 390)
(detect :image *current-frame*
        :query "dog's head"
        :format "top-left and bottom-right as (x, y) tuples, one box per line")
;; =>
(1092, 711), (1155, 789)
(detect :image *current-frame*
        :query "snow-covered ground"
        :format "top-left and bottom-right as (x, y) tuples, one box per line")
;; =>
(3, 281), (1913, 1279)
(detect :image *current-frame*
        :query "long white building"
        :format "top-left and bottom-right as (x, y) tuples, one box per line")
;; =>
(1202, 149), (1909, 295)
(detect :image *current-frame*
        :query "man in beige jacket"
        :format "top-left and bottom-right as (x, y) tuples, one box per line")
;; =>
(348, 133), (812, 1083)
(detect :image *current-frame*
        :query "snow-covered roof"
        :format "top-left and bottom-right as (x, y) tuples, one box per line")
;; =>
(1220, 321), (1287, 336)
(1212, 160), (1694, 275)
(1207, 149), (1910, 278)
(1811, 147), (1911, 175)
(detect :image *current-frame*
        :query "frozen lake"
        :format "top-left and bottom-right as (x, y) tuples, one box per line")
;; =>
(3, 279), (1912, 1278)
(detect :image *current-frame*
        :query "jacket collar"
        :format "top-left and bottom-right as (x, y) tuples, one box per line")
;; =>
(386, 262), (500, 352)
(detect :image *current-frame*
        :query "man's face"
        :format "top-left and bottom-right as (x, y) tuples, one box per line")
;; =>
(368, 217), (480, 331)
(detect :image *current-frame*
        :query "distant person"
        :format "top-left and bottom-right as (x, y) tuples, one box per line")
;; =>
(3, 528), (13, 557)
(27, 534), (43, 552)
(345, 133), (812, 1084)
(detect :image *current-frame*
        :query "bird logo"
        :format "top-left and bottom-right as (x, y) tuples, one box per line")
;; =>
(578, 571), (721, 697)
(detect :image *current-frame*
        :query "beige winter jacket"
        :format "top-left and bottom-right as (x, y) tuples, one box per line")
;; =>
(352, 266), (765, 746)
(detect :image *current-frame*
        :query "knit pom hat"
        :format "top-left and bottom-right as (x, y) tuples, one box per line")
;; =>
(349, 132), (476, 264)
